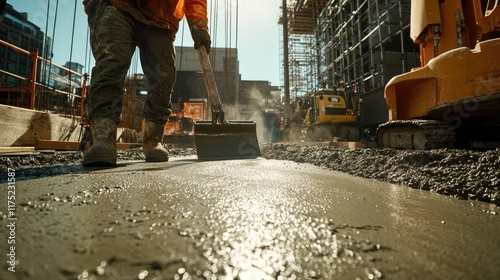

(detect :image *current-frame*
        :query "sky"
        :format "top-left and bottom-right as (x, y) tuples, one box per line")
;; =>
(7, 0), (282, 86)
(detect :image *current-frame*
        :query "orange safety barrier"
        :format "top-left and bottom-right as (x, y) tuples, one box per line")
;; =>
(0, 39), (88, 119)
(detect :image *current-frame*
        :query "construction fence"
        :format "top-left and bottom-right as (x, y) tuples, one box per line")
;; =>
(0, 39), (87, 120)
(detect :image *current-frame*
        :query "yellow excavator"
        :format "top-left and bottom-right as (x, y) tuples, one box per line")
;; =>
(303, 87), (359, 141)
(378, 0), (500, 149)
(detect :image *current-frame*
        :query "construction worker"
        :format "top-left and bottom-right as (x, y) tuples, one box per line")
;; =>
(82, 0), (211, 166)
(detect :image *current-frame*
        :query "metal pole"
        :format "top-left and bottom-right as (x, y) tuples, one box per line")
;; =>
(80, 73), (88, 118)
(398, 1), (406, 73)
(30, 50), (38, 110)
(282, 0), (291, 118)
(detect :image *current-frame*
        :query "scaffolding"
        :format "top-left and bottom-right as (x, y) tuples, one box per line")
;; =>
(317, 0), (416, 91)
(280, 0), (327, 101)
(281, 0), (417, 128)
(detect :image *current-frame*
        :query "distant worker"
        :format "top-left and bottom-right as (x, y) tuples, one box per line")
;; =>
(82, 0), (211, 166)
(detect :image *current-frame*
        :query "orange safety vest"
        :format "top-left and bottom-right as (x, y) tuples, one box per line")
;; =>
(108, 0), (208, 38)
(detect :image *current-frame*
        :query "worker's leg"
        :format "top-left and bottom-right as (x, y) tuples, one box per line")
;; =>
(82, 0), (138, 165)
(137, 26), (176, 162)
(85, 0), (137, 123)
(139, 26), (176, 124)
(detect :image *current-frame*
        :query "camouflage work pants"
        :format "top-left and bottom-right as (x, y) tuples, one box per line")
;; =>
(83, 0), (175, 124)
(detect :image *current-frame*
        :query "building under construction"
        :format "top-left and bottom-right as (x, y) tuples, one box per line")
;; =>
(281, 0), (417, 132)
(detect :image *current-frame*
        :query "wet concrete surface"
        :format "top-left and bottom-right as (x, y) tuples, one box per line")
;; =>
(1, 156), (499, 279)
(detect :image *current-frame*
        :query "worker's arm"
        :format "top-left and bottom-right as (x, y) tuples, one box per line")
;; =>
(185, 0), (211, 53)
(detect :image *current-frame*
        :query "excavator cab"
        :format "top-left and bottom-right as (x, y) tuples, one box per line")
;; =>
(303, 88), (359, 141)
(305, 88), (357, 126)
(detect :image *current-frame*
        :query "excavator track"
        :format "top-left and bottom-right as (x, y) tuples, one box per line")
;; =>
(377, 120), (455, 150)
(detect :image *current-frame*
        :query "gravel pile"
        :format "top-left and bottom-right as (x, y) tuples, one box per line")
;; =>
(260, 143), (500, 206)
(1, 144), (498, 206)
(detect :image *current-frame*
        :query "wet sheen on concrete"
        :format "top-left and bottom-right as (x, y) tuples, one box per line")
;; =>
(0, 156), (499, 279)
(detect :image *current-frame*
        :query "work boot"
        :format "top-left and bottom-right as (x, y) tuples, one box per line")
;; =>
(82, 117), (117, 166)
(143, 120), (169, 162)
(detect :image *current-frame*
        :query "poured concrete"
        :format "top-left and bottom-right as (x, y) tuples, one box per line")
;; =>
(0, 157), (499, 279)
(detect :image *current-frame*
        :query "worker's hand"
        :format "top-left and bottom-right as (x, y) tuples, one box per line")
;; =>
(191, 26), (211, 54)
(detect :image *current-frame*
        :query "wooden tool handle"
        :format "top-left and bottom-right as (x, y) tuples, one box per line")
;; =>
(197, 46), (222, 107)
